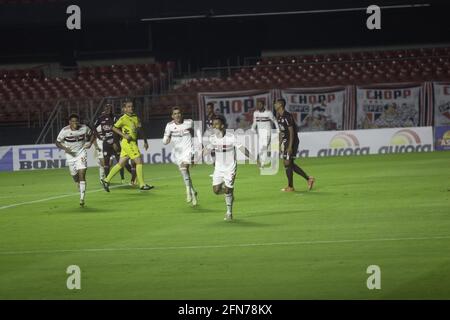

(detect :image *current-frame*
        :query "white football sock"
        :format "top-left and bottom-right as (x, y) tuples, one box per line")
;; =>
(99, 166), (105, 180)
(225, 193), (233, 214)
(180, 168), (194, 192)
(79, 181), (86, 201)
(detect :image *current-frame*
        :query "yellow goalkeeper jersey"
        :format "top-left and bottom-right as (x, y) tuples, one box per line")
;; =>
(114, 113), (141, 141)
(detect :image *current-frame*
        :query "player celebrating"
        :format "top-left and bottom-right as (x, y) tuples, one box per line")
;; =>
(100, 100), (153, 192)
(251, 100), (280, 167)
(55, 114), (95, 207)
(274, 99), (315, 192)
(203, 116), (255, 221)
(94, 104), (136, 185)
(163, 107), (198, 206)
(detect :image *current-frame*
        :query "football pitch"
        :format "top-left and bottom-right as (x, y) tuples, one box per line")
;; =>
(0, 152), (449, 300)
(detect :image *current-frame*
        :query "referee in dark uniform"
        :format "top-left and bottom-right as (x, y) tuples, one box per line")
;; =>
(274, 98), (315, 192)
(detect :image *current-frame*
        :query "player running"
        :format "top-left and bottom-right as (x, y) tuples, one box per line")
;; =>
(94, 104), (136, 185)
(93, 122), (106, 183)
(274, 98), (315, 192)
(100, 100), (153, 192)
(203, 116), (255, 221)
(163, 107), (198, 206)
(251, 100), (280, 167)
(55, 114), (95, 207)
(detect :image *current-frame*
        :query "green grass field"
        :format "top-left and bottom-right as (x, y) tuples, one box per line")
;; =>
(0, 152), (449, 299)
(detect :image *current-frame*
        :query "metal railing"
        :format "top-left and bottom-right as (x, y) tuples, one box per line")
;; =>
(34, 92), (200, 144)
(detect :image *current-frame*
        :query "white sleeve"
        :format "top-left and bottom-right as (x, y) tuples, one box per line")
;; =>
(162, 124), (171, 144)
(56, 129), (65, 143)
(251, 112), (257, 132)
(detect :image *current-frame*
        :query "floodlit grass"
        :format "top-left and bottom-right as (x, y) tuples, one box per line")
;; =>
(0, 152), (449, 299)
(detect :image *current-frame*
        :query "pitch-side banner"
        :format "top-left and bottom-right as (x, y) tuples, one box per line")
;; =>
(9, 140), (174, 172)
(432, 82), (450, 126)
(5, 126), (433, 171)
(198, 90), (275, 130)
(280, 86), (351, 131)
(434, 125), (450, 151)
(297, 126), (433, 157)
(356, 84), (425, 129)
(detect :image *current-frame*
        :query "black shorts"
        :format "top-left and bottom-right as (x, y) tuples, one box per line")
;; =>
(102, 140), (117, 159)
(281, 141), (299, 160)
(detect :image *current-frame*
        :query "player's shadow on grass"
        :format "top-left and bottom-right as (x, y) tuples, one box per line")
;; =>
(294, 190), (329, 196)
(244, 209), (306, 219)
(55, 206), (110, 214)
(210, 219), (272, 228)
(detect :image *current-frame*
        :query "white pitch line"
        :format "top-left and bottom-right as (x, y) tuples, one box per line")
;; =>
(0, 235), (449, 256)
(0, 175), (178, 211)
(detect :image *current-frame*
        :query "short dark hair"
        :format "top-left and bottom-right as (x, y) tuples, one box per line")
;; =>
(212, 115), (224, 124)
(276, 98), (286, 107)
(122, 98), (133, 106)
(206, 102), (214, 108)
(68, 113), (79, 120)
(171, 106), (182, 114)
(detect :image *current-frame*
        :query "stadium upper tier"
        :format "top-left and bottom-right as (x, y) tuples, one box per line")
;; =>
(1, 46), (450, 124)
(0, 62), (174, 124)
(174, 47), (450, 93)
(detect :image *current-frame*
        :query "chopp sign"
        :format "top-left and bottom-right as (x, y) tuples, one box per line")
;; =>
(14, 145), (67, 170)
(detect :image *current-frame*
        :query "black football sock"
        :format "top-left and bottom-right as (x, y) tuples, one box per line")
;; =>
(292, 163), (309, 181)
(104, 165), (110, 177)
(285, 165), (294, 188)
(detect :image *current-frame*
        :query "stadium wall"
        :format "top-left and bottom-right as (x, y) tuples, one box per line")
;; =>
(0, 126), (436, 172)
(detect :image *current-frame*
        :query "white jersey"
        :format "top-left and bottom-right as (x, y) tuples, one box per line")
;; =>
(251, 109), (279, 135)
(163, 119), (194, 154)
(56, 124), (91, 161)
(207, 131), (242, 172)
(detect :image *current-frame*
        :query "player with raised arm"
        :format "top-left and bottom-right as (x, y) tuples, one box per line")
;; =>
(55, 114), (95, 207)
(251, 100), (280, 167)
(203, 116), (256, 221)
(274, 99), (315, 192)
(163, 107), (198, 206)
(100, 100), (153, 192)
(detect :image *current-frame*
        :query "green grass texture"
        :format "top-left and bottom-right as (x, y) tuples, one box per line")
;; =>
(0, 151), (449, 299)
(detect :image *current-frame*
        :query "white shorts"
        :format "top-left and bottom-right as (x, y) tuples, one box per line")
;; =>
(172, 150), (192, 167)
(212, 167), (236, 189)
(96, 138), (104, 160)
(67, 150), (88, 176)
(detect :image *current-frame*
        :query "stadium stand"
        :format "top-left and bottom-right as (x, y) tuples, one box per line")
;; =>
(0, 62), (174, 126)
(175, 47), (450, 92)
(1, 47), (450, 125)
(148, 46), (450, 117)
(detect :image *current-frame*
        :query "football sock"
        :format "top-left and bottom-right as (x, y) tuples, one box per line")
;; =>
(105, 164), (122, 183)
(292, 163), (309, 181)
(119, 167), (125, 180)
(99, 165), (105, 180)
(124, 161), (133, 174)
(104, 164), (110, 177)
(180, 167), (194, 191)
(225, 193), (233, 214)
(285, 165), (294, 188)
(136, 163), (145, 187)
(130, 166), (137, 182)
(79, 181), (86, 201)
